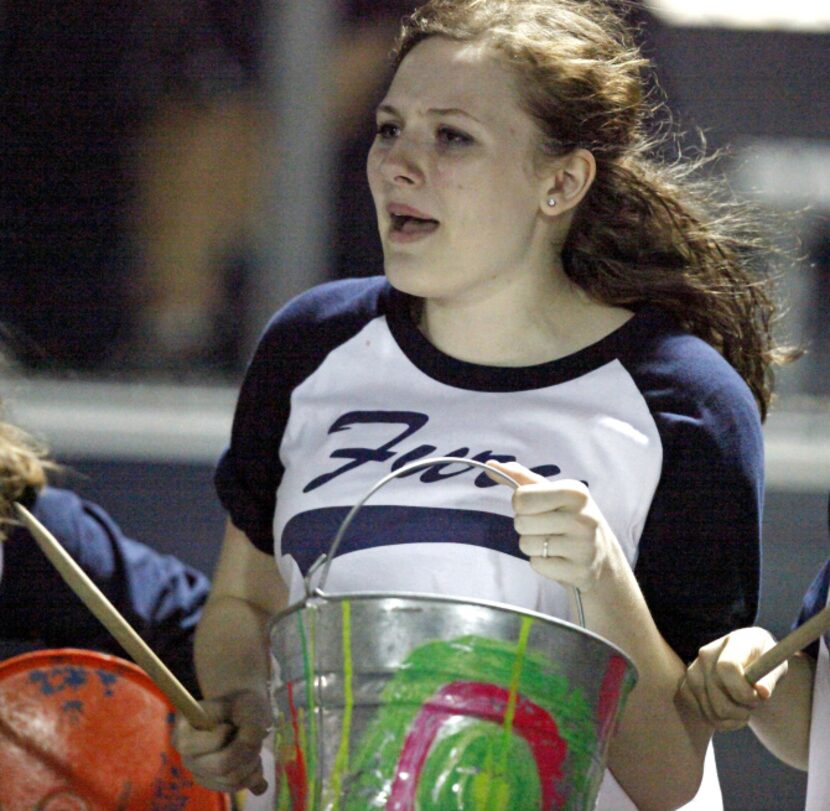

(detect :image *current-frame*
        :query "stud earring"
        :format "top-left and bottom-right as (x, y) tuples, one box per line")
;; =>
(546, 196), (557, 208)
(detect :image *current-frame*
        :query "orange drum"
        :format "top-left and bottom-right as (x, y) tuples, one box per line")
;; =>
(0, 648), (230, 810)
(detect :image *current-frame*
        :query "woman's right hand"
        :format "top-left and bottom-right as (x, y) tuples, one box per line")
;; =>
(678, 627), (787, 732)
(172, 689), (271, 795)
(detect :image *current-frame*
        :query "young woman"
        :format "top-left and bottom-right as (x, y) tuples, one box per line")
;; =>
(172, 1), (795, 808)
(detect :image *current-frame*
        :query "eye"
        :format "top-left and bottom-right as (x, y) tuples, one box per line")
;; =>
(437, 126), (473, 147)
(375, 121), (400, 140)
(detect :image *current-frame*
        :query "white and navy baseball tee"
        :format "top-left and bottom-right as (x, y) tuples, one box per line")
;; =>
(216, 275), (763, 666)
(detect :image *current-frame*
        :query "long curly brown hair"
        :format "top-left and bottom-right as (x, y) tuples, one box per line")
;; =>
(395, 0), (799, 420)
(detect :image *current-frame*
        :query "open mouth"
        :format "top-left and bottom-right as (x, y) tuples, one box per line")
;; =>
(391, 213), (440, 236)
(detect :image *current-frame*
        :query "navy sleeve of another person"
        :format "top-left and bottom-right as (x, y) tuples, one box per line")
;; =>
(794, 491), (830, 661)
(0, 487), (209, 695)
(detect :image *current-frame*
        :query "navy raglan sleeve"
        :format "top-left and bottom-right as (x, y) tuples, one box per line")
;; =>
(214, 277), (389, 553)
(633, 380), (764, 664)
(214, 336), (287, 552)
(213, 295), (313, 553)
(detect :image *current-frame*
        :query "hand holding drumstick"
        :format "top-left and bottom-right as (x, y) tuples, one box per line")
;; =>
(677, 613), (829, 771)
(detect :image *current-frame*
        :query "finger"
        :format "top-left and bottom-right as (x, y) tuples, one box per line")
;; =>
(519, 534), (591, 567)
(682, 656), (728, 724)
(528, 555), (593, 589)
(183, 744), (264, 790)
(677, 671), (713, 725)
(753, 660), (788, 701)
(682, 662), (749, 729)
(713, 658), (762, 708)
(513, 512), (575, 536)
(700, 660), (759, 724)
(173, 717), (236, 757)
(234, 757), (269, 795)
(234, 724), (270, 754)
(230, 690), (270, 724)
(716, 632), (780, 704)
(486, 459), (547, 487)
(486, 461), (590, 514)
(174, 695), (240, 741)
(175, 692), (268, 757)
(186, 767), (266, 796)
(705, 679), (757, 724)
(513, 482), (588, 516)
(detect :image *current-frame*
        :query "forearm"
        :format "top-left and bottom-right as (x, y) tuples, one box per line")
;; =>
(580, 552), (709, 810)
(194, 594), (273, 702)
(749, 652), (814, 770)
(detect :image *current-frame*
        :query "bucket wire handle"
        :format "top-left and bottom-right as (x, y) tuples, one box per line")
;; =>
(305, 456), (586, 627)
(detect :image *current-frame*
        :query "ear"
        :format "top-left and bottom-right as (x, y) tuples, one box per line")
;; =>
(539, 148), (596, 216)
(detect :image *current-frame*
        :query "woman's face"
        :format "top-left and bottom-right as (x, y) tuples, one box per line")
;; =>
(367, 37), (553, 303)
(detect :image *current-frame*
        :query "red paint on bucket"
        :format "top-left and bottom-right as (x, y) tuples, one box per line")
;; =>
(597, 655), (629, 741)
(388, 680), (567, 810)
(281, 680), (308, 811)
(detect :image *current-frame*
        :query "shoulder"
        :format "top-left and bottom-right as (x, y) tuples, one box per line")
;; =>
(236, 276), (395, 405)
(243, 276), (395, 381)
(4, 487), (122, 590)
(617, 308), (759, 418)
(614, 308), (762, 460)
(240, 276), (397, 399)
(260, 276), (392, 342)
(28, 487), (101, 553)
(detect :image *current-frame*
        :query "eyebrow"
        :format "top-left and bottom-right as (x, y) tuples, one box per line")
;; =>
(377, 103), (482, 124)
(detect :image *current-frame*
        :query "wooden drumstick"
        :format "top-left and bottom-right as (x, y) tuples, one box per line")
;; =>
(745, 603), (830, 684)
(13, 502), (214, 730)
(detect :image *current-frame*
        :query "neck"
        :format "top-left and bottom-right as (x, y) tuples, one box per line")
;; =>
(418, 269), (633, 367)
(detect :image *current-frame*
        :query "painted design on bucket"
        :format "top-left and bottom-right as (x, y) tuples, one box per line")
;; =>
(303, 607), (320, 801)
(29, 666), (89, 695)
(27, 665), (122, 700)
(346, 627), (596, 810)
(385, 616), (558, 809)
(61, 699), (84, 723)
(597, 655), (630, 742)
(274, 603), (600, 810)
(152, 751), (199, 810)
(95, 669), (118, 696)
(387, 680), (567, 809)
(325, 601), (354, 811)
(276, 608), (318, 810)
(278, 681), (308, 811)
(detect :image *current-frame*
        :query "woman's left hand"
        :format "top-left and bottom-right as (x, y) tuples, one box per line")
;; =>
(487, 459), (622, 592)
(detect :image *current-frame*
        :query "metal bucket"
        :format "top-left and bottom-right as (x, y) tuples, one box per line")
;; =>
(268, 458), (637, 811)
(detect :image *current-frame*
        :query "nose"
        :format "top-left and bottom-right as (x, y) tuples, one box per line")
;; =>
(377, 135), (425, 187)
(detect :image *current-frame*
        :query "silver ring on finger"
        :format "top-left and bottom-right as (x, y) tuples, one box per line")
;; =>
(542, 537), (549, 559)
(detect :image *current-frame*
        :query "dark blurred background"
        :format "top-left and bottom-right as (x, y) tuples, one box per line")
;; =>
(1, 3), (829, 808)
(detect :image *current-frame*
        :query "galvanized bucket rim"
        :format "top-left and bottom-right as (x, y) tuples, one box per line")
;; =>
(269, 587), (637, 678)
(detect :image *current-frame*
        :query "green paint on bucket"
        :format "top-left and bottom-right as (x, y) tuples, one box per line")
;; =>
(325, 601), (354, 811)
(342, 633), (597, 809)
